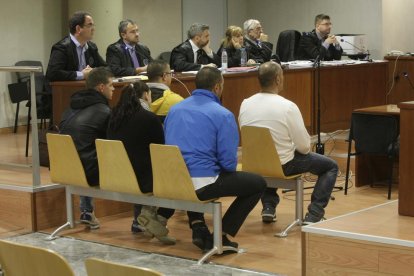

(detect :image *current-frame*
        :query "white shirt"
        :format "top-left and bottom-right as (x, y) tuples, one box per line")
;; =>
(239, 92), (310, 165)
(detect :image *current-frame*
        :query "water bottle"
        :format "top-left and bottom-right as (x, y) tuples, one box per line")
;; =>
(221, 49), (228, 71)
(240, 48), (247, 66)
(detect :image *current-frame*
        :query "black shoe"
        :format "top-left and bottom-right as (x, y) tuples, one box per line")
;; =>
(222, 235), (238, 249)
(191, 222), (211, 251)
(261, 206), (276, 223)
(302, 212), (326, 225)
(131, 220), (145, 233)
(203, 234), (238, 252)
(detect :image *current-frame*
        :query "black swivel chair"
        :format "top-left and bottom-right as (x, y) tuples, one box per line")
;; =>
(276, 30), (301, 62)
(344, 112), (399, 199)
(7, 60), (51, 157)
(158, 51), (171, 62)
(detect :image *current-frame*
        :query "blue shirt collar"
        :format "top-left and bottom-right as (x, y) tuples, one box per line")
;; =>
(192, 89), (221, 104)
(70, 34), (88, 50)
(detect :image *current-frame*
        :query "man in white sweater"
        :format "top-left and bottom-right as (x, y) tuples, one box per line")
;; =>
(239, 61), (338, 224)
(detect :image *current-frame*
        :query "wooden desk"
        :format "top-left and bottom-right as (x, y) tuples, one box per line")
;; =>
(385, 55), (414, 104)
(51, 62), (388, 134)
(352, 104), (400, 188)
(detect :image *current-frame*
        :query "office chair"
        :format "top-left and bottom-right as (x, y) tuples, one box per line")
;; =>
(158, 51), (171, 62)
(344, 112), (399, 199)
(8, 60), (52, 156)
(276, 30), (301, 62)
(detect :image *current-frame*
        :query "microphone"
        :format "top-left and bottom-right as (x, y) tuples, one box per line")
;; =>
(403, 72), (414, 90)
(340, 39), (371, 61)
(313, 55), (321, 68)
(340, 39), (366, 53)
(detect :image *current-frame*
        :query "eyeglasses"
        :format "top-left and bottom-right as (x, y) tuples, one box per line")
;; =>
(162, 72), (175, 77)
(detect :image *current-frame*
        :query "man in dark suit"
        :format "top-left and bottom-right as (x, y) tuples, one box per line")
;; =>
(243, 19), (274, 64)
(170, 23), (220, 72)
(297, 14), (343, 61)
(106, 19), (153, 77)
(46, 11), (106, 82)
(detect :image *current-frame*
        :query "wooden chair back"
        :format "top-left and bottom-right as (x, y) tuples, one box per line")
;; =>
(0, 239), (75, 276)
(85, 257), (162, 276)
(95, 139), (146, 195)
(150, 144), (203, 202)
(47, 133), (89, 187)
(241, 126), (295, 179)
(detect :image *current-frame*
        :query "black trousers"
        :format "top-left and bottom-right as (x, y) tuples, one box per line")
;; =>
(195, 171), (266, 237)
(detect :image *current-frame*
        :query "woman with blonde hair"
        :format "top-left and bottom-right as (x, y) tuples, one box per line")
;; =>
(217, 25), (255, 67)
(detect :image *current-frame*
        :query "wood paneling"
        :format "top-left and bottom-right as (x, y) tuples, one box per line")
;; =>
(51, 62), (388, 134)
(397, 101), (414, 216)
(385, 56), (414, 104)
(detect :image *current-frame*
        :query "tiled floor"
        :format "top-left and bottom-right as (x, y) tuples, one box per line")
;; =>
(3, 232), (281, 276)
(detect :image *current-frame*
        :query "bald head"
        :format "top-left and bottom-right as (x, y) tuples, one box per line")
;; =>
(258, 62), (283, 92)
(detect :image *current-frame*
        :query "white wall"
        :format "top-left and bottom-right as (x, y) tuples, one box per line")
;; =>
(246, 0), (383, 59)
(382, 0), (414, 54)
(0, 0), (64, 128)
(68, 0), (123, 58)
(123, 0), (182, 59)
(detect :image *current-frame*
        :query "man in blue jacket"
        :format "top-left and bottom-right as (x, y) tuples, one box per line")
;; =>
(164, 67), (266, 251)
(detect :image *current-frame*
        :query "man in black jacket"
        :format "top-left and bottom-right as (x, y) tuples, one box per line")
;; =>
(243, 19), (274, 64)
(106, 19), (153, 77)
(46, 11), (106, 82)
(59, 67), (114, 229)
(170, 23), (220, 72)
(297, 14), (343, 61)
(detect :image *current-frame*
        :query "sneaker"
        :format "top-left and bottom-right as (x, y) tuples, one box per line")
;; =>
(131, 220), (145, 233)
(137, 208), (169, 238)
(191, 222), (211, 251)
(80, 211), (100, 229)
(261, 206), (277, 223)
(302, 213), (326, 225)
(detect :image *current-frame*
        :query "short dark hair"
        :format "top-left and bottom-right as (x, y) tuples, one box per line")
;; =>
(86, 67), (113, 89)
(187, 23), (210, 39)
(195, 67), (222, 91)
(315, 14), (330, 26)
(147, 60), (169, 81)
(118, 19), (136, 38)
(258, 62), (282, 88)
(69, 11), (91, 34)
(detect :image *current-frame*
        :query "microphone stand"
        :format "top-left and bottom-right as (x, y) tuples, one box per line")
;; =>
(314, 56), (324, 155)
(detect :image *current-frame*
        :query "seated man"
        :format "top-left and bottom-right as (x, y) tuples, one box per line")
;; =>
(59, 67), (114, 229)
(46, 11), (106, 81)
(146, 60), (184, 123)
(164, 67), (266, 250)
(239, 61), (338, 224)
(170, 23), (220, 72)
(297, 14), (343, 61)
(243, 19), (274, 64)
(106, 19), (153, 76)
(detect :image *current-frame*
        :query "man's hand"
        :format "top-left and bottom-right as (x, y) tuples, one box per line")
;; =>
(202, 43), (213, 55)
(325, 35), (338, 45)
(202, 63), (217, 68)
(82, 65), (93, 79)
(135, 65), (148, 74)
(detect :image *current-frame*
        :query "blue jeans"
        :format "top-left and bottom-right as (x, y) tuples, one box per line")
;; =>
(80, 196), (94, 212)
(282, 151), (338, 220)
